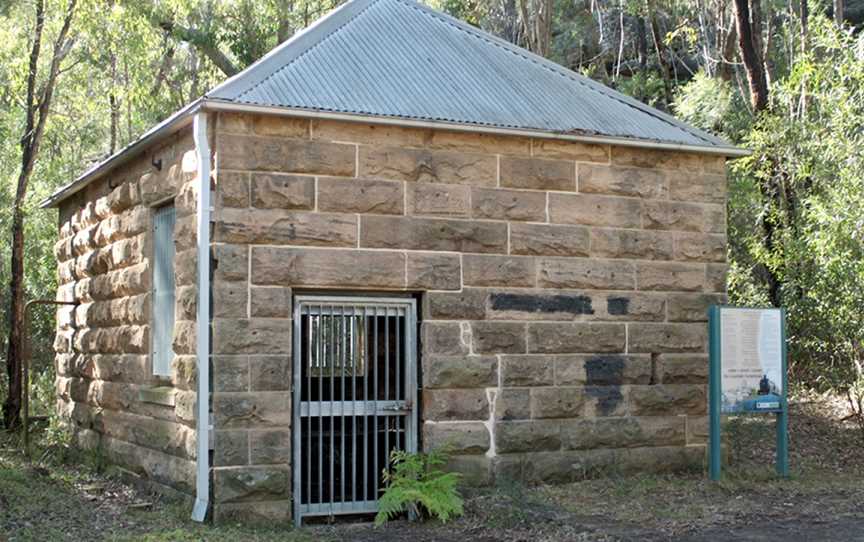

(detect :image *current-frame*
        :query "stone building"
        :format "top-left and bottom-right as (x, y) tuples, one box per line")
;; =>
(41, 0), (746, 525)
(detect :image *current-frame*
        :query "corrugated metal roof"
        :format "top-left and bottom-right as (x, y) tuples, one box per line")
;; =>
(42, 0), (744, 208)
(207, 0), (734, 150)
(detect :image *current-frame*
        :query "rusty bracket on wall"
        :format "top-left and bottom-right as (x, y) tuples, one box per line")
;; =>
(22, 299), (77, 459)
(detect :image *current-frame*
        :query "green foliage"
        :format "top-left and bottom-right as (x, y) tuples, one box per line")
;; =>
(374, 448), (464, 526)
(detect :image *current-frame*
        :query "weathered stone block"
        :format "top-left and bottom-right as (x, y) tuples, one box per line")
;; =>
(429, 130), (530, 155)
(359, 146), (496, 185)
(495, 388), (531, 420)
(643, 201), (725, 233)
(218, 134), (355, 176)
(360, 215), (507, 253)
(213, 465), (290, 503)
(407, 182), (470, 217)
(250, 287), (292, 318)
(590, 228), (673, 260)
(422, 321), (469, 355)
(213, 281), (248, 318)
(561, 416), (686, 450)
(583, 385), (628, 417)
(422, 389), (489, 421)
(674, 233), (726, 262)
(637, 262), (705, 291)
(250, 174), (315, 210)
(217, 171), (250, 208)
(407, 253), (461, 290)
(318, 177), (404, 215)
(425, 290), (487, 320)
(538, 258), (635, 290)
(251, 115), (309, 138)
(470, 321), (526, 354)
(423, 422), (490, 455)
(249, 430), (291, 464)
(249, 355), (291, 391)
(313, 119), (429, 147)
(629, 384), (707, 416)
(213, 391), (291, 428)
(486, 291), (595, 320)
(687, 415), (709, 445)
(470, 187), (546, 222)
(526, 323), (626, 353)
(578, 164), (667, 198)
(531, 387), (585, 419)
(500, 156), (575, 190)
(216, 208), (356, 247)
(462, 255), (535, 287)
(600, 293), (665, 321)
(669, 171), (726, 204)
(548, 193), (641, 228)
(705, 263), (728, 293)
(423, 355), (497, 388)
(215, 430), (249, 466)
(617, 445), (704, 475)
(212, 318), (292, 355)
(213, 356), (249, 392)
(214, 244), (248, 281)
(501, 355), (554, 387)
(611, 147), (702, 170)
(494, 420), (561, 453)
(218, 112), (254, 133)
(554, 354), (651, 386)
(659, 354), (709, 384)
(251, 247), (405, 289)
(521, 449), (619, 483)
(627, 323), (707, 353)
(531, 139), (609, 162)
(666, 293), (724, 322)
(213, 501), (292, 523)
(510, 223), (590, 257)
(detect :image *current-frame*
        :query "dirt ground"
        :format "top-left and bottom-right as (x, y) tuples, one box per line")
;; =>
(3, 391), (864, 541)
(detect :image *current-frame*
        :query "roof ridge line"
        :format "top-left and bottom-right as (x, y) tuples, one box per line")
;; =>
(398, 0), (727, 147)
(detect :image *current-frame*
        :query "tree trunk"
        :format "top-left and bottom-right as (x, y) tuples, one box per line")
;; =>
(3, 0), (76, 429)
(732, 0), (768, 112)
(518, 0), (553, 57)
(647, 9), (673, 107)
(834, 0), (845, 24)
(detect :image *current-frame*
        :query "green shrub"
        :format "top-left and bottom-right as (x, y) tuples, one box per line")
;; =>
(374, 448), (464, 526)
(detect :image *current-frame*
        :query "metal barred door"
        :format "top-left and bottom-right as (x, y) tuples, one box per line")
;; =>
(292, 295), (418, 526)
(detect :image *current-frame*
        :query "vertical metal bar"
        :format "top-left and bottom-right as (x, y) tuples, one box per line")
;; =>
(708, 305), (722, 481)
(362, 305), (368, 503)
(408, 299), (418, 456)
(777, 307), (789, 478)
(396, 310), (401, 403)
(329, 305), (335, 512)
(384, 306), (390, 472)
(373, 305), (379, 501)
(307, 306), (312, 510)
(351, 306), (357, 505)
(293, 301), (303, 526)
(318, 305), (324, 505)
(340, 305), (346, 504)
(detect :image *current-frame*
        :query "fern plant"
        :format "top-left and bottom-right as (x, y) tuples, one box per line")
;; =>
(374, 448), (464, 526)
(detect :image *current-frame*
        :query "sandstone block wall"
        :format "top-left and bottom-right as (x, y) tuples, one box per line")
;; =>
(209, 112), (728, 518)
(54, 129), (200, 496)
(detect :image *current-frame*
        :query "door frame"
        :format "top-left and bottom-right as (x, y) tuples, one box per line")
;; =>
(291, 293), (418, 526)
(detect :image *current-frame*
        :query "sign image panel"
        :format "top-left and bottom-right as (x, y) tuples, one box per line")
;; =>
(719, 308), (783, 413)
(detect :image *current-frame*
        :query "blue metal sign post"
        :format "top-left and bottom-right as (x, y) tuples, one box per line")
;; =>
(708, 305), (788, 481)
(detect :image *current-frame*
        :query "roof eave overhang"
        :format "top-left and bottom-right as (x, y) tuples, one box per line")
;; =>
(204, 99), (751, 158)
(39, 98), (204, 208)
(41, 97), (750, 208)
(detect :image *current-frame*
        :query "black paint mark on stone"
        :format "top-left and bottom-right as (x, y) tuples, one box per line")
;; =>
(490, 293), (594, 315)
(585, 386), (624, 417)
(584, 355), (625, 386)
(606, 297), (630, 315)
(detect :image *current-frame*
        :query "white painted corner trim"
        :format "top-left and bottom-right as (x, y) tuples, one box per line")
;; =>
(191, 112), (212, 523)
